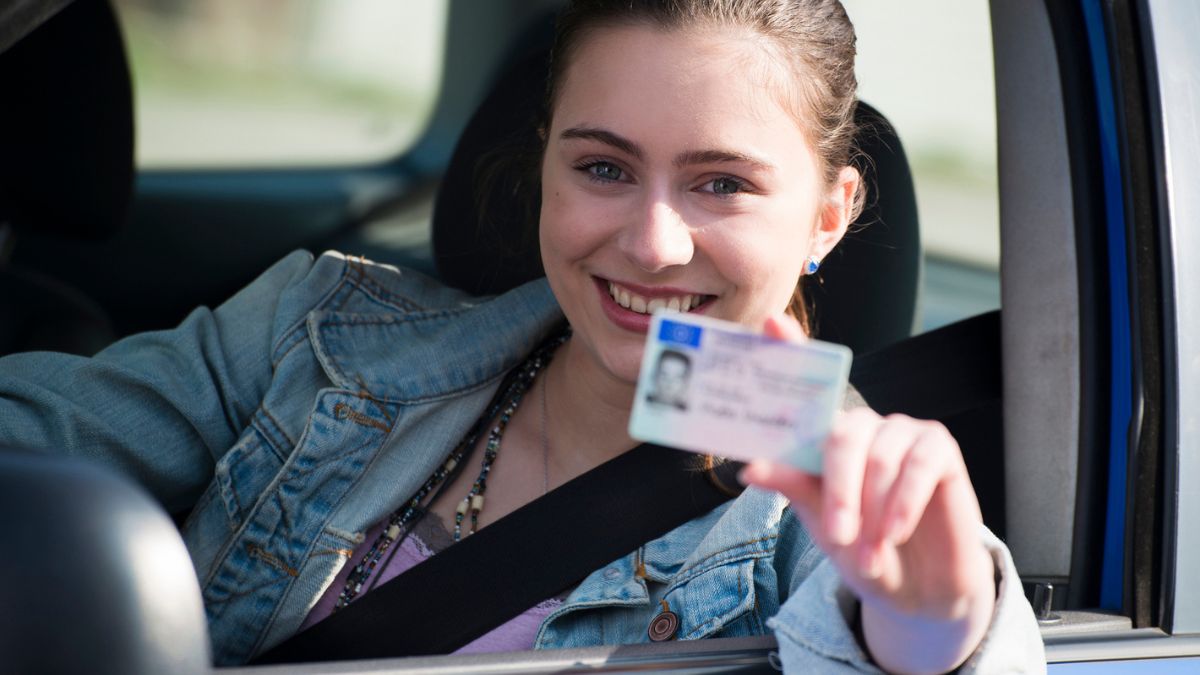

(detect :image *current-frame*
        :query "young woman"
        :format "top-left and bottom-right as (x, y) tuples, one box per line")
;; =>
(0, 1), (1043, 672)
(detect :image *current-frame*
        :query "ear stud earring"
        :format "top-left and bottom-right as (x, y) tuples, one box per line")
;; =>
(804, 256), (821, 275)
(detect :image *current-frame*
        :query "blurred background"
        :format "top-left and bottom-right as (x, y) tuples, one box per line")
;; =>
(110, 0), (999, 333)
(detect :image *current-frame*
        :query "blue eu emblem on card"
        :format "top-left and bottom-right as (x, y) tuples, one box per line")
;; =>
(659, 319), (702, 348)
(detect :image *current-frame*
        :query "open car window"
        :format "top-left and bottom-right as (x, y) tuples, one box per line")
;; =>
(3, 0), (1200, 672)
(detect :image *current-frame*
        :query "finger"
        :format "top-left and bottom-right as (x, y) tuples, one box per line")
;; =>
(763, 313), (809, 343)
(740, 459), (822, 518)
(822, 407), (880, 546)
(857, 415), (921, 578)
(879, 424), (955, 547)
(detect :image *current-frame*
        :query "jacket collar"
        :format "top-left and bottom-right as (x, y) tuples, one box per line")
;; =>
(308, 277), (565, 403)
(640, 488), (788, 584)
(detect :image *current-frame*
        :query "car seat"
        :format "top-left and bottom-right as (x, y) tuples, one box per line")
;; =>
(0, 0), (132, 356)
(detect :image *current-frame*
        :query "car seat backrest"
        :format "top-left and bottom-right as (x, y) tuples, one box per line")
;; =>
(0, 0), (134, 239)
(0, 0), (131, 356)
(431, 31), (920, 355)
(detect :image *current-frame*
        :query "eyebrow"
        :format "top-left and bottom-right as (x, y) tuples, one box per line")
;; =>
(673, 149), (775, 173)
(559, 126), (775, 173)
(560, 126), (644, 160)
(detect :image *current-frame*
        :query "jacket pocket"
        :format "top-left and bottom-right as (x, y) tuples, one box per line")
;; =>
(664, 558), (761, 640)
(213, 427), (284, 526)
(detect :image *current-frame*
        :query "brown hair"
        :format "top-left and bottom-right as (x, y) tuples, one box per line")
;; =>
(543, 0), (864, 331)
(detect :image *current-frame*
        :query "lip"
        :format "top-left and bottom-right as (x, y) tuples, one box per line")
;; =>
(593, 276), (713, 334)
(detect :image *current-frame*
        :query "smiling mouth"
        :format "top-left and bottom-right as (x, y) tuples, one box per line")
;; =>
(605, 280), (713, 314)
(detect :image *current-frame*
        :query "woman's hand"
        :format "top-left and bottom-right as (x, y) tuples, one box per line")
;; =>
(741, 314), (995, 675)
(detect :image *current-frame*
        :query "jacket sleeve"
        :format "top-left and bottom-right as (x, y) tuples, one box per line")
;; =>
(0, 250), (346, 512)
(769, 518), (1046, 673)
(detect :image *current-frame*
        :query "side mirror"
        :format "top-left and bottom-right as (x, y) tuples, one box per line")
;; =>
(0, 450), (210, 674)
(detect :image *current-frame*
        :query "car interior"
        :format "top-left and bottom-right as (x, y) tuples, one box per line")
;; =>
(0, 0), (1188, 671)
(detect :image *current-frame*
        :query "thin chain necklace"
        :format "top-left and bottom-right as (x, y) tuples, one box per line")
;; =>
(333, 331), (568, 611)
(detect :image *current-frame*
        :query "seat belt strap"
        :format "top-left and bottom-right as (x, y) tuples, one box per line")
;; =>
(253, 444), (741, 664)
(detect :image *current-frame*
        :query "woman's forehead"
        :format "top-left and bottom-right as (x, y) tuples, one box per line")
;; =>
(550, 23), (812, 157)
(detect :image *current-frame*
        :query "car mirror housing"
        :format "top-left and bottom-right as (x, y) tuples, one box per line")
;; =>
(0, 449), (210, 675)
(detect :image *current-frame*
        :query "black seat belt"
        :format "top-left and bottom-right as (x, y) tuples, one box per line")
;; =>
(254, 444), (742, 664)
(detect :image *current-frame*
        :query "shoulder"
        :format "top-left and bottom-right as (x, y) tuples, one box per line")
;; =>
(282, 250), (478, 315)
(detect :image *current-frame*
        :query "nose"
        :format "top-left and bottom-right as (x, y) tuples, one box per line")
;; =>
(618, 196), (695, 273)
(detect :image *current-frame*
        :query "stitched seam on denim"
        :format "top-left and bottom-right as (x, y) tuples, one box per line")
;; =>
(669, 536), (778, 589)
(270, 330), (309, 370)
(247, 543), (300, 577)
(354, 379), (396, 425)
(768, 615), (864, 666)
(201, 389), (330, 591)
(214, 440), (264, 525)
(332, 402), (391, 432)
(333, 256), (367, 312)
(324, 526), (365, 546)
(317, 370), (507, 407)
(247, 398), (401, 659)
(251, 408), (292, 462)
(678, 565), (754, 640)
(355, 269), (424, 312)
(535, 596), (648, 648)
(318, 305), (473, 327)
(308, 545), (356, 559)
(244, 501), (320, 659)
(269, 255), (352, 365)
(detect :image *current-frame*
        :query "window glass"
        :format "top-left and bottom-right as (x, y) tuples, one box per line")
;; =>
(841, 0), (1000, 330)
(112, 0), (448, 168)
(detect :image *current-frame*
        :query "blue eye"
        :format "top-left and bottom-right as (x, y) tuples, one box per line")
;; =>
(581, 161), (624, 182)
(710, 176), (745, 195)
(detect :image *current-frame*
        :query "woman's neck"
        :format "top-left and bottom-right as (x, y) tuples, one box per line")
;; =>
(541, 336), (639, 480)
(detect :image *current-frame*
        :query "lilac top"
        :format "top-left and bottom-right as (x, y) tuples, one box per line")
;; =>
(300, 514), (563, 654)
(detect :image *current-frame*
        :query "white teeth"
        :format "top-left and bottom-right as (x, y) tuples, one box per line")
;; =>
(607, 281), (705, 315)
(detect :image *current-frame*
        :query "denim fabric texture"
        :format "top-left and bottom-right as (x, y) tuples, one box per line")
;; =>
(0, 250), (1045, 671)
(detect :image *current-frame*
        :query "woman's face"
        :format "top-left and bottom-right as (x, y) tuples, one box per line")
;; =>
(540, 23), (856, 385)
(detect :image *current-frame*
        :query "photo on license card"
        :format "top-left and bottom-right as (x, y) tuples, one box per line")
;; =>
(629, 312), (851, 474)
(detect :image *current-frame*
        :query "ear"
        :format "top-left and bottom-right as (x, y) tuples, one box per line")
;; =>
(811, 165), (860, 260)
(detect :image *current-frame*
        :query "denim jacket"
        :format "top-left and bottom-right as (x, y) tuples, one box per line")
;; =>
(0, 250), (1044, 671)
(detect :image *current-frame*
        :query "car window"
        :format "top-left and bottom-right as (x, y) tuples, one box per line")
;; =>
(841, 0), (999, 331)
(111, 0), (448, 168)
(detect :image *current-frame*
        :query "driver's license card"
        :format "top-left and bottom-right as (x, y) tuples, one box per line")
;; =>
(628, 312), (852, 473)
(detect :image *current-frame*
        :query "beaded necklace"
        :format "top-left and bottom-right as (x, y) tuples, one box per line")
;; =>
(333, 331), (568, 611)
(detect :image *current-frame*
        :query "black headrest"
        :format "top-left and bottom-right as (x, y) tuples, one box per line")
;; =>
(433, 51), (920, 354)
(0, 0), (134, 240)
